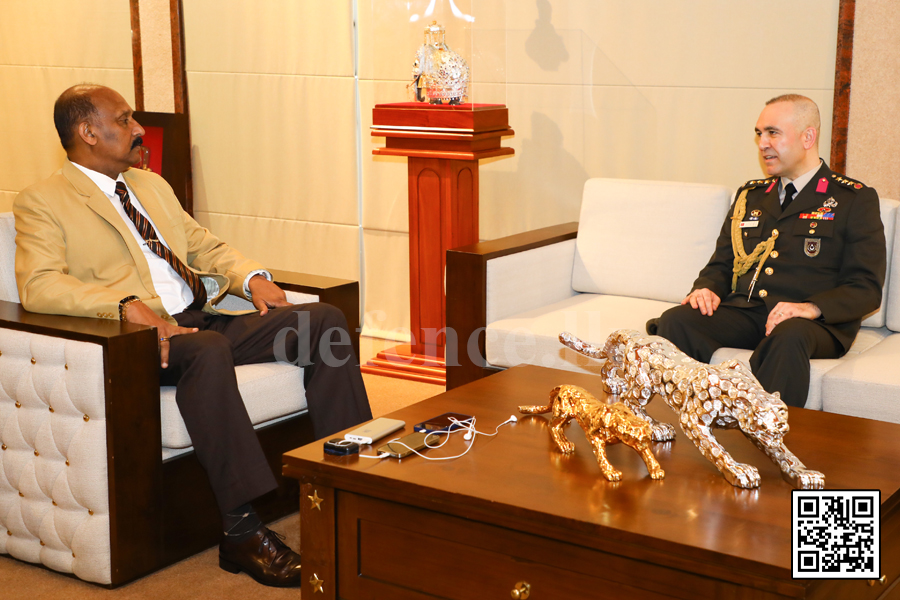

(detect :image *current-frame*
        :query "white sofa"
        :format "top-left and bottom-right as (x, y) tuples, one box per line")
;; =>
(446, 178), (900, 424)
(0, 211), (360, 585)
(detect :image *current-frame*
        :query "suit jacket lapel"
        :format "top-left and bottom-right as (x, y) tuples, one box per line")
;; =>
(62, 161), (158, 292)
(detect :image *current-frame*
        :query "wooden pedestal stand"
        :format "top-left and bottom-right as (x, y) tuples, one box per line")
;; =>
(364, 103), (514, 385)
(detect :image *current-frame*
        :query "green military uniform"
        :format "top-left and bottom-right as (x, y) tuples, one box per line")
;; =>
(657, 162), (886, 407)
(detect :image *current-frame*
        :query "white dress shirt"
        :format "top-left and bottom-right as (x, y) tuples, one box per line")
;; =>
(73, 162), (196, 314)
(779, 159), (823, 205)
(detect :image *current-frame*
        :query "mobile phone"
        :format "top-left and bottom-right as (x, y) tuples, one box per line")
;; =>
(413, 412), (474, 433)
(344, 417), (406, 445)
(377, 431), (440, 458)
(323, 438), (360, 456)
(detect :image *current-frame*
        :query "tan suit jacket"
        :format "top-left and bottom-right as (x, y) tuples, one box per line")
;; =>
(14, 160), (264, 325)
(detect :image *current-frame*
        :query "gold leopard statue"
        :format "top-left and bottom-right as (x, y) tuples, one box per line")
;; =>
(560, 329), (825, 489)
(519, 385), (665, 482)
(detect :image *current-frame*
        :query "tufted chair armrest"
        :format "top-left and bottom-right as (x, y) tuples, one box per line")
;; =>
(0, 299), (158, 585)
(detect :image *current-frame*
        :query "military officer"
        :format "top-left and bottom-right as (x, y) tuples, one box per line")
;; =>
(653, 94), (886, 407)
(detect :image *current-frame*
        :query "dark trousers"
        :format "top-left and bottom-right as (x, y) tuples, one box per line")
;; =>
(656, 302), (842, 408)
(160, 302), (372, 513)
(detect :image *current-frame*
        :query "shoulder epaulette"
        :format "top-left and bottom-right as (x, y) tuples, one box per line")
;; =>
(738, 177), (776, 192)
(829, 172), (866, 190)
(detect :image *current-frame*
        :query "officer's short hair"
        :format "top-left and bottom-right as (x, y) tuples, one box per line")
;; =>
(54, 84), (103, 150)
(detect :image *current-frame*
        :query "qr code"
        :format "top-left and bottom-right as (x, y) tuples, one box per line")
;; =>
(792, 490), (880, 578)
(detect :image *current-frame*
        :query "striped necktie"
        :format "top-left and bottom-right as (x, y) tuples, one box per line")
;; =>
(115, 181), (207, 310)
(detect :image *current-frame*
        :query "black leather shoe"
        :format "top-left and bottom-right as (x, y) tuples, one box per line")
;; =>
(219, 526), (302, 587)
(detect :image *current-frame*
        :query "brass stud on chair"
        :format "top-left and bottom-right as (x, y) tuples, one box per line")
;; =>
(65, 460), (70, 466)
(6, 531), (11, 536)
(83, 415), (89, 422)
(39, 540), (45, 546)
(72, 552), (75, 558)
(18, 492), (24, 497)
(52, 501), (57, 506)
(64, 364), (68, 370)
(88, 510), (94, 516)
(15, 401), (20, 408)
(31, 357), (35, 364)
(34, 450), (39, 457)
(1, 445), (6, 451)
(49, 407), (54, 413)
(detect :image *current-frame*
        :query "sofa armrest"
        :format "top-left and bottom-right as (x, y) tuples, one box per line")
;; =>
(269, 270), (361, 361)
(446, 223), (578, 390)
(0, 299), (161, 585)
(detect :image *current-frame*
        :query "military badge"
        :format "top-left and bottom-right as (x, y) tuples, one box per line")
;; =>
(750, 209), (762, 217)
(824, 198), (837, 208)
(805, 238), (821, 257)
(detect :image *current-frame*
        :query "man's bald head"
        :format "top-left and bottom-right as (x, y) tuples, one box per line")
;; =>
(765, 94), (821, 148)
(54, 84), (106, 150)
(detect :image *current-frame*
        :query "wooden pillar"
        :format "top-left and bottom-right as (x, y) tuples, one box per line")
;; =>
(366, 103), (514, 383)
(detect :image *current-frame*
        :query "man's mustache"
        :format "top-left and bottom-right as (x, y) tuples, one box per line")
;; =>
(131, 136), (143, 149)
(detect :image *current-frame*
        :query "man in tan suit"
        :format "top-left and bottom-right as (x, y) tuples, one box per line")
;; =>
(14, 84), (372, 587)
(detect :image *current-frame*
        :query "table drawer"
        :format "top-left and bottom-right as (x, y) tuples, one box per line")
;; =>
(335, 492), (781, 600)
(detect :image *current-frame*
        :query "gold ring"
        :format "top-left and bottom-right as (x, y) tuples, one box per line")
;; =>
(159, 337), (170, 342)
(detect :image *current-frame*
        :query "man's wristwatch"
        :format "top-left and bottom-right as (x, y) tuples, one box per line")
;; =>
(119, 295), (141, 321)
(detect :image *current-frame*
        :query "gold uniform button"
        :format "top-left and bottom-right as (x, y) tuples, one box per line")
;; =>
(765, 267), (773, 275)
(770, 250), (779, 258)
(809, 229), (815, 235)
(759, 290), (768, 298)
(772, 228), (779, 236)
(811, 222), (818, 228)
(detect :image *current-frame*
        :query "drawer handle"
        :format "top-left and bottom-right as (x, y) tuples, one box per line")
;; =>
(511, 581), (531, 599)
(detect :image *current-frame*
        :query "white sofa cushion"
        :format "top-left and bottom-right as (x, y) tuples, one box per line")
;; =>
(883, 203), (900, 331)
(821, 333), (900, 424)
(487, 239), (578, 324)
(0, 213), (19, 303)
(161, 361), (307, 449)
(571, 178), (731, 302)
(486, 294), (675, 374)
(861, 198), (898, 329)
(708, 325), (890, 411)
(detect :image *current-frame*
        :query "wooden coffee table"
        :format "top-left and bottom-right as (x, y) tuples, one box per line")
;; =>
(283, 365), (900, 599)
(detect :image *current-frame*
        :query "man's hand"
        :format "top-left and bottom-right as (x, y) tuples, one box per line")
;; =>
(765, 301), (821, 336)
(682, 288), (721, 316)
(248, 275), (290, 316)
(124, 301), (198, 368)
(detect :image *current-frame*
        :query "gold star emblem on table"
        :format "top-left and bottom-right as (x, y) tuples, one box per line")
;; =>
(310, 573), (324, 593)
(308, 489), (323, 511)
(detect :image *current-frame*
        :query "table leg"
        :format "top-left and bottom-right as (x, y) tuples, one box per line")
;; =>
(300, 482), (336, 598)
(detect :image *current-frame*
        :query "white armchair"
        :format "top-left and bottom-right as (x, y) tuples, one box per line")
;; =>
(0, 212), (360, 586)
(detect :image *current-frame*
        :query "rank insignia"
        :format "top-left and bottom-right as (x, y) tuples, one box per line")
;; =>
(805, 238), (821, 257)
(824, 198), (838, 208)
(855, 183), (863, 189)
(750, 209), (762, 217)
